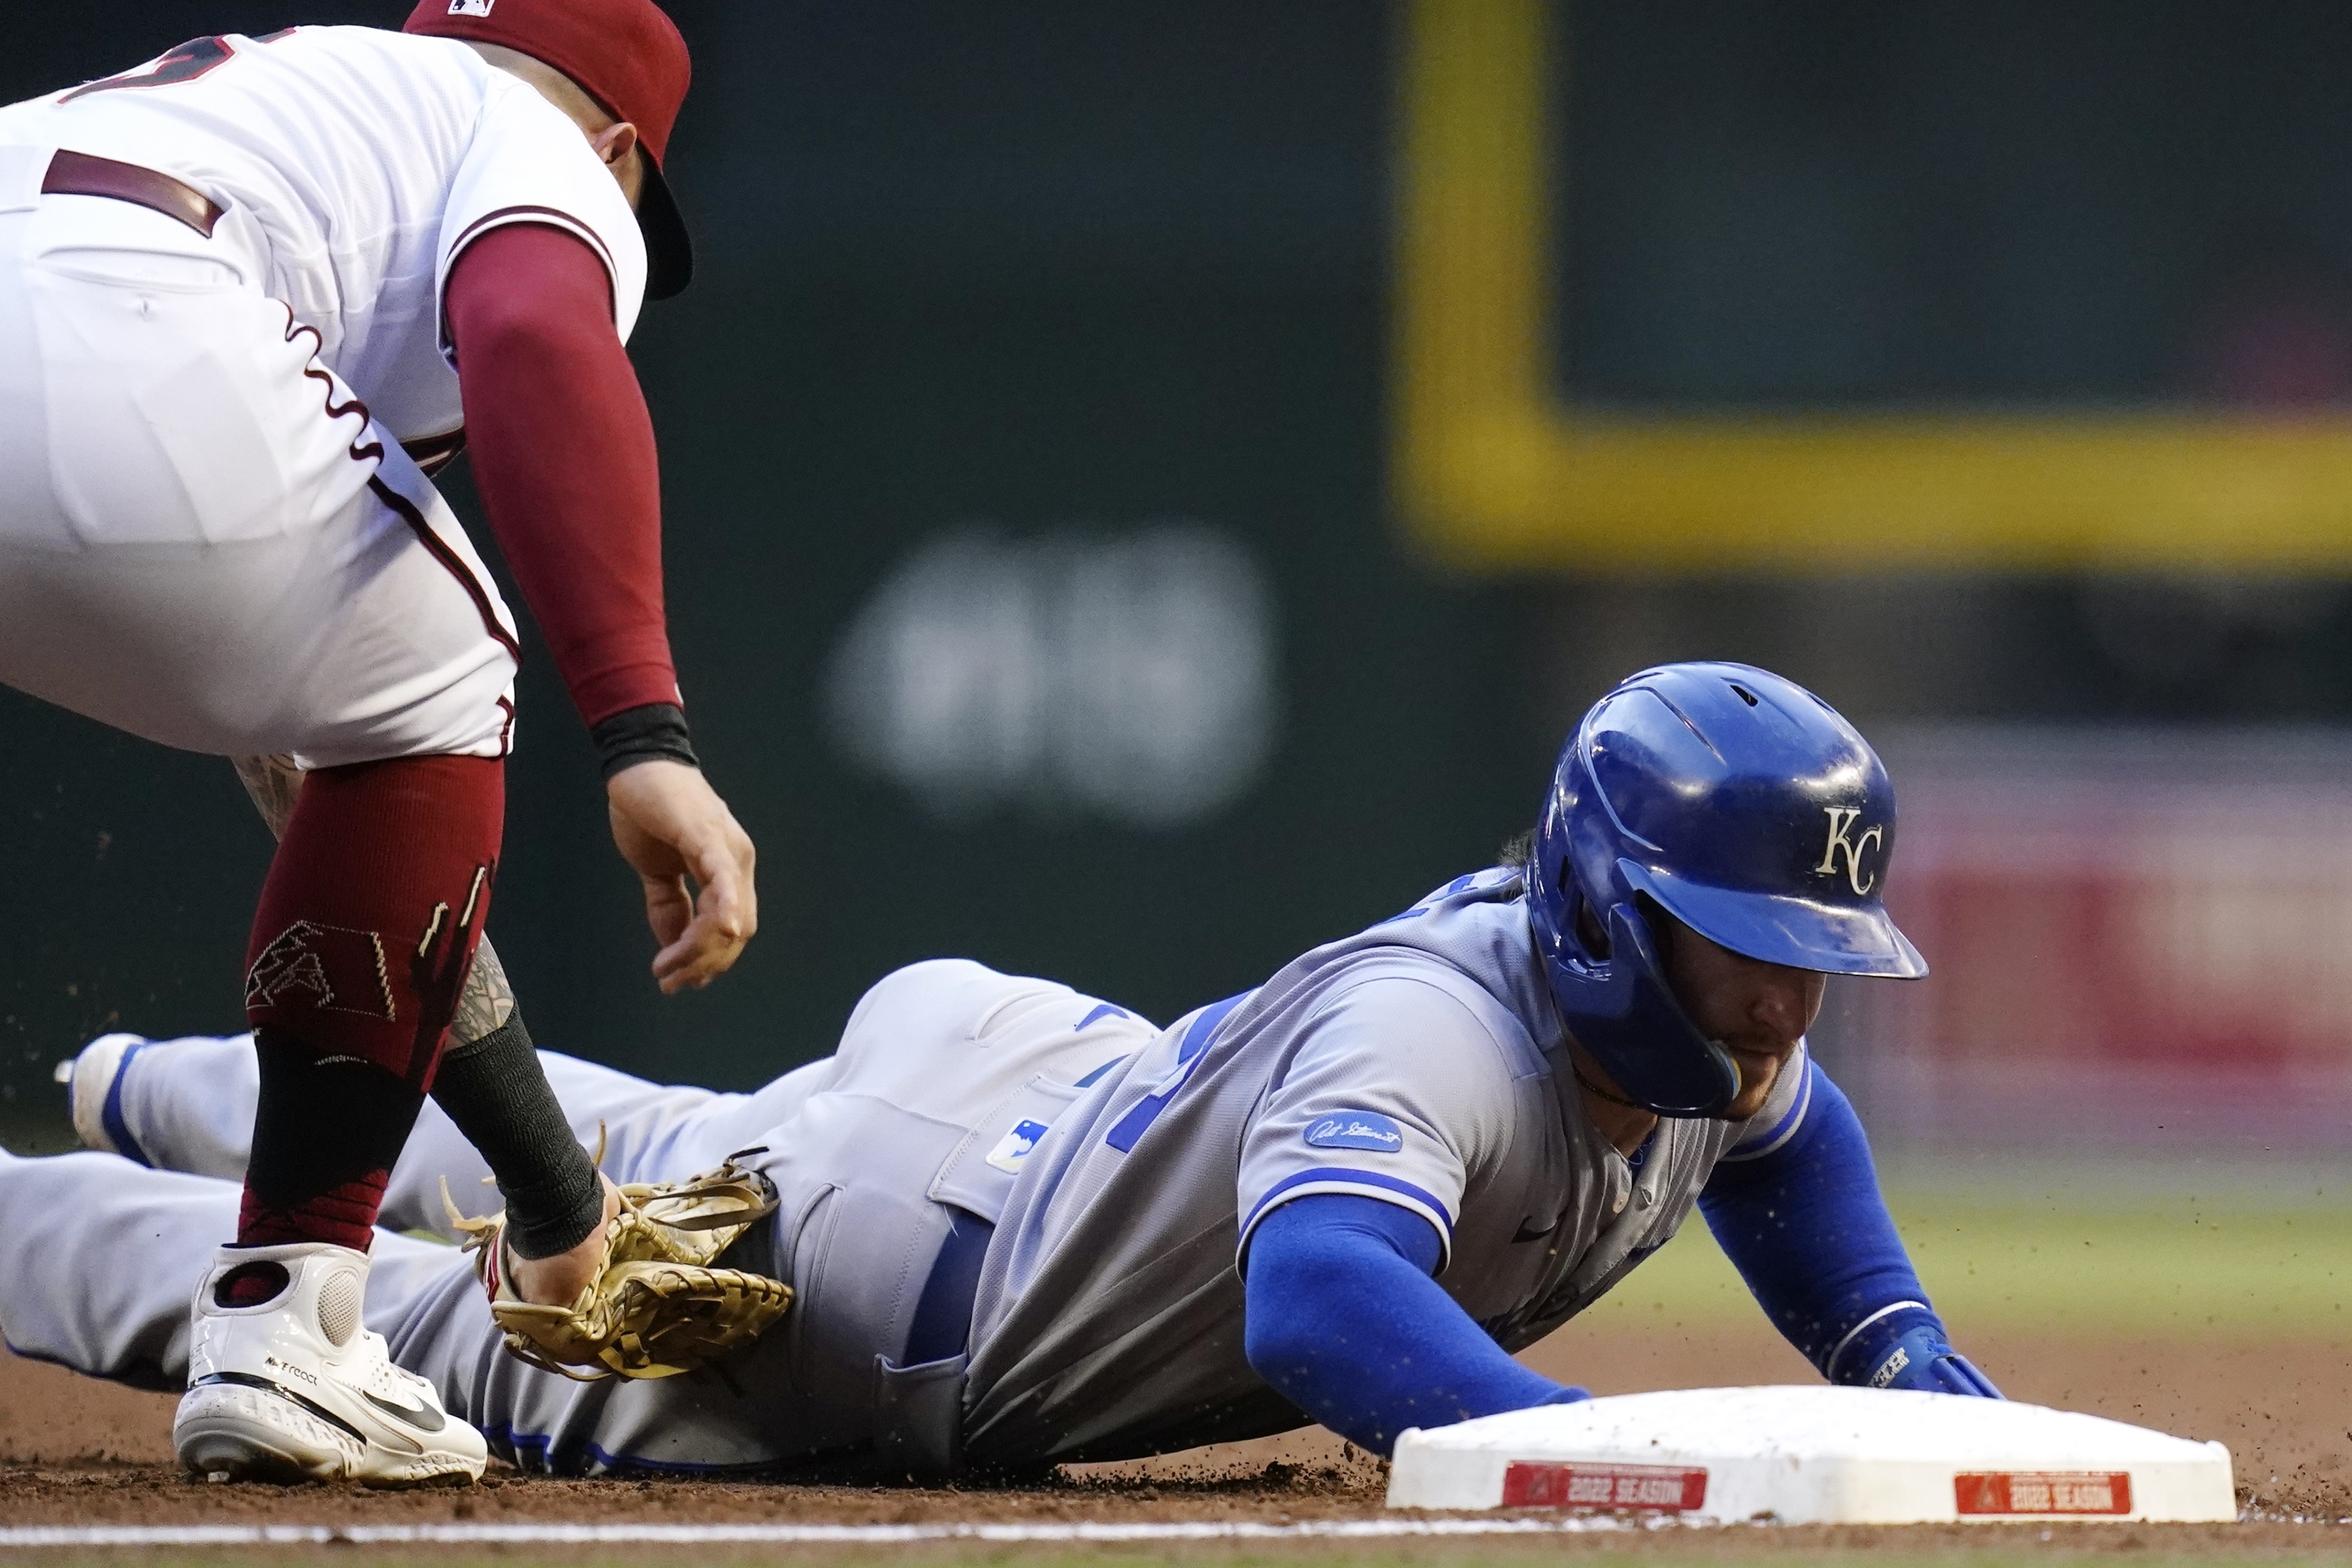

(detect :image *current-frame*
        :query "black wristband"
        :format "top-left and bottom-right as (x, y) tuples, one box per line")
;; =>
(591, 701), (699, 779)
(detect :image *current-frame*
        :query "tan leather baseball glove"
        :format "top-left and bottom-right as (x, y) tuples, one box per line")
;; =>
(442, 1153), (791, 1381)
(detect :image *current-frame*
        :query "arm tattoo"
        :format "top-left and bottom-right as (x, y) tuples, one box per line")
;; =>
(231, 754), (305, 841)
(451, 932), (518, 1046)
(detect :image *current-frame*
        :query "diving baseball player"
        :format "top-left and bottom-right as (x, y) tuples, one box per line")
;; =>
(0, 0), (756, 1485)
(2, 664), (1995, 1480)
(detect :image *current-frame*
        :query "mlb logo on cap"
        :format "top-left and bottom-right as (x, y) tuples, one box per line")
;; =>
(449, 0), (494, 14)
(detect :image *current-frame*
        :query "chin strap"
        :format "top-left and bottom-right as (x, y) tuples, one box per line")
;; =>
(1568, 1056), (1654, 1113)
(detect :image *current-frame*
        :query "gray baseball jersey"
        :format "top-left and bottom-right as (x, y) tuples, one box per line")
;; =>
(14, 866), (1810, 1478)
(960, 865), (1809, 1468)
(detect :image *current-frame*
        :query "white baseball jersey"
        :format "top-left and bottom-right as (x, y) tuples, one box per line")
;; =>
(0, 25), (645, 448)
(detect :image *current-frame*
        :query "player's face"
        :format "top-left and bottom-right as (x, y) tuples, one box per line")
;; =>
(1657, 917), (1825, 1121)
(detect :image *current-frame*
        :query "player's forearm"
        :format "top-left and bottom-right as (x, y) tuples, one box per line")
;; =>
(446, 221), (682, 732)
(1699, 1061), (1943, 1380)
(1243, 1196), (1585, 1456)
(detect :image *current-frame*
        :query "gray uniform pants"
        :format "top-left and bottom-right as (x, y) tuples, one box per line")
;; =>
(0, 959), (1150, 1475)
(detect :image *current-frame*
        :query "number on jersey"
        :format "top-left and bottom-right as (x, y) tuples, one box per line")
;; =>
(59, 33), (291, 104)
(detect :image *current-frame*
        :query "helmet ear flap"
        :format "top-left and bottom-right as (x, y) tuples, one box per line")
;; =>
(1532, 857), (1739, 1117)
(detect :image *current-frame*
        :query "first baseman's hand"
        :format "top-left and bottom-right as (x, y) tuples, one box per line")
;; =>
(605, 760), (757, 992)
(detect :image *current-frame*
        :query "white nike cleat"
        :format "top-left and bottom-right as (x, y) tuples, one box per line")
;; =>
(58, 1032), (144, 1156)
(174, 1243), (486, 1487)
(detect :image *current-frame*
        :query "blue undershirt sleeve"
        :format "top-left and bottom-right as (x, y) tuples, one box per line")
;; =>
(1241, 1194), (1588, 1456)
(1699, 1060), (1944, 1383)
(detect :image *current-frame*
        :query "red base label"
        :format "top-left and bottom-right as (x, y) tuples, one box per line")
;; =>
(1502, 1461), (1708, 1512)
(1955, 1471), (2133, 1516)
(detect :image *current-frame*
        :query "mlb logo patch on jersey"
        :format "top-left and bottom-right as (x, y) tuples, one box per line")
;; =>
(1304, 1111), (1404, 1152)
(985, 1119), (1053, 1173)
(449, 0), (495, 16)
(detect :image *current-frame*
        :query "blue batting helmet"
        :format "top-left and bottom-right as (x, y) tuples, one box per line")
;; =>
(1527, 662), (1926, 1118)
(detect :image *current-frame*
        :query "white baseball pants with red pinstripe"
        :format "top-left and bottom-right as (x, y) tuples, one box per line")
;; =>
(0, 194), (517, 766)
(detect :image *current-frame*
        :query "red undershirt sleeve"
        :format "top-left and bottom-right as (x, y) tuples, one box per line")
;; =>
(442, 221), (681, 729)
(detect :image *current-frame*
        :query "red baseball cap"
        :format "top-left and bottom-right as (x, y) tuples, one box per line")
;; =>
(405, 0), (694, 299)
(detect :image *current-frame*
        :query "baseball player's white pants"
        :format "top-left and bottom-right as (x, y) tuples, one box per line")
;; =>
(0, 190), (517, 764)
(0, 962), (1156, 1473)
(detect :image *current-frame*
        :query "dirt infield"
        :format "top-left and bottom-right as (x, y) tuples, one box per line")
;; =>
(7, 1317), (2348, 1545)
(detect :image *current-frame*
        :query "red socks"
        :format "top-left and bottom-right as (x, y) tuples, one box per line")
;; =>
(235, 755), (504, 1252)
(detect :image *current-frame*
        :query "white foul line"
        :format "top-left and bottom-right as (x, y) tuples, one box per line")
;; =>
(0, 1518), (1637, 1549)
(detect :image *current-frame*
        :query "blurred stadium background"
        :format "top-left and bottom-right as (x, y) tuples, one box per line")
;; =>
(5, 3), (2352, 1455)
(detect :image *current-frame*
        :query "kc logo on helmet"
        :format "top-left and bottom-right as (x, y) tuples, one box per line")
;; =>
(1814, 806), (1884, 896)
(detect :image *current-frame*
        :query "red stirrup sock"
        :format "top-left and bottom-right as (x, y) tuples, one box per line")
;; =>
(235, 755), (505, 1253)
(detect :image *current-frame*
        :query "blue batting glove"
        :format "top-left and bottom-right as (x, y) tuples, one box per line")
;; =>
(1863, 1324), (2002, 1398)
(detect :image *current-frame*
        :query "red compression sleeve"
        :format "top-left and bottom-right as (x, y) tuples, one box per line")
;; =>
(444, 223), (681, 727)
(240, 754), (504, 1250)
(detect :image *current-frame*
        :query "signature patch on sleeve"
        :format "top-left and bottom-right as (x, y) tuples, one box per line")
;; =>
(1304, 1111), (1405, 1152)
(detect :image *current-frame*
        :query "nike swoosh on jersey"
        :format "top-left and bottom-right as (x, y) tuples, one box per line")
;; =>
(364, 1389), (448, 1432)
(1511, 1213), (1561, 1243)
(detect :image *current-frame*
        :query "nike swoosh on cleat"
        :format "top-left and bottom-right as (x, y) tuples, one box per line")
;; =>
(1511, 1214), (1561, 1243)
(193, 1370), (370, 1444)
(364, 1390), (448, 1433)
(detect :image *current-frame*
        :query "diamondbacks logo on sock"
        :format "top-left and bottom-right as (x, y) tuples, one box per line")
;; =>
(246, 922), (397, 1019)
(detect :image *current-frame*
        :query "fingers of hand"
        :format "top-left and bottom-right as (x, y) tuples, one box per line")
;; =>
(651, 898), (752, 992)
(678, 828), (757, 947)
(640, 872), (693, 948)
(607, 762), (759, 990)
(641, 842), (743, 993)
